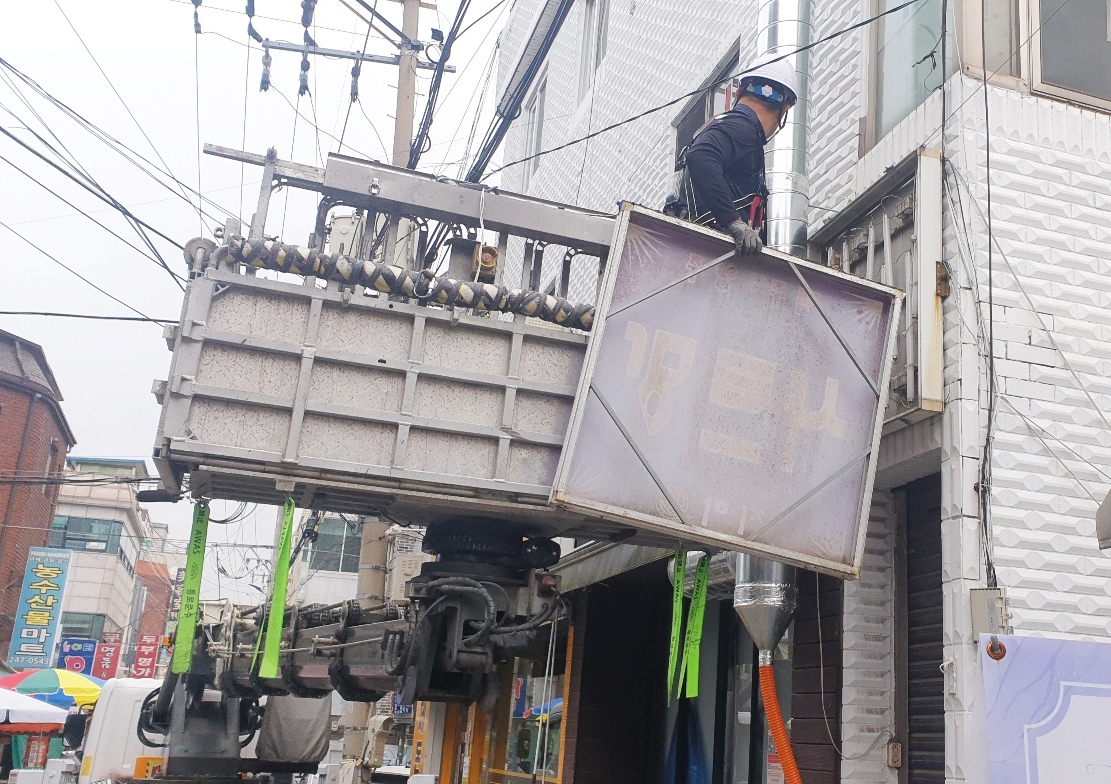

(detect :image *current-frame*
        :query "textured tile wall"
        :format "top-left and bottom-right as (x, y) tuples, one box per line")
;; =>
(840, 490), (897, 784)
(495, 2), (1111, 781)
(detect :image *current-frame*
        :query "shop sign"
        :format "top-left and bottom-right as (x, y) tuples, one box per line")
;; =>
(132, 633), (160, 678)
(92, 632), (124, 679)
(6, 547), (73, 667)
(553, 207), (901, 578)
(983, 634), (1111, 782)
(56, 637), (98, 673)
(392, 693), (414, 717)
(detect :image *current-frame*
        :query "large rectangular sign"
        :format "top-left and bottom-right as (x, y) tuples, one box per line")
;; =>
(983, 634), (1111, 782)
(132, 633), (161, 678)
(6, 547), (73, 667)
(56, 638), (98, 673)
(552, 207), (901, 578)
(92, 632), (124, 679)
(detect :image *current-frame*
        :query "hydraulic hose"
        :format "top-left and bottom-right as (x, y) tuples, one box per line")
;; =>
(759, 663), (802, 784)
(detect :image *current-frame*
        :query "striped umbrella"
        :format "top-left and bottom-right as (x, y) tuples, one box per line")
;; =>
(0, 669), (105, 709)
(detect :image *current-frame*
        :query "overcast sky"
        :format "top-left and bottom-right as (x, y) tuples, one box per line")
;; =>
(0, 0), (511, 599)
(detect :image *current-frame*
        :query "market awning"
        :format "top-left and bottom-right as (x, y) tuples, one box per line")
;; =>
(0, 688), (68, 727)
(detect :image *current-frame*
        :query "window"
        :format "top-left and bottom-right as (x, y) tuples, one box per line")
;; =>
(673, 55), (740, 163)
(577, 0), (610, 101)
(51, 516), (137, 575)
(60, 613), (106, 640)
(1032, 0), (1111, 108)
(982, 0), (1021, 77)
(872, 0), (955, 139)
(522, 78), (547, 191)
(306, 516), (359, 573)
(486, 621), (570, 784)
(42, 439), (59, 498)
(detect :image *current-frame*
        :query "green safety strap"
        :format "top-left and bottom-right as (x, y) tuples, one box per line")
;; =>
(258, 498), (296, 679)
(667, 549), (685, 705)
(171, 502), (210, 674)
(678, 554), (710, 699)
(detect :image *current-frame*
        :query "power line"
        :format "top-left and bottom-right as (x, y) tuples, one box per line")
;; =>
(407, 0), (473, 169)
(0, 124), (187, 256)
(0, 152), (179, 277)
(0, 311), (176, 324)
(5, 181), (253, 227)
(52, 0), (196, 214)
(457, 0), (509, 39)
(978, 0), (998, 590)
(0, 218), (163, 325)
(0, 56), (239, 227)
(482, 0), (926, 181)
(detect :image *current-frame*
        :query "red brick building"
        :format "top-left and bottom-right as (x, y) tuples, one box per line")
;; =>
(0, 329), (76, 659)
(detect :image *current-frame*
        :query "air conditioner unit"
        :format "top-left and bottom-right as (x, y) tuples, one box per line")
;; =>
(385, 553), (430, 604)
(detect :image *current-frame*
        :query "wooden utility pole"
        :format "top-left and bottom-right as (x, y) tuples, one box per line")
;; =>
(392, 0), (422, 167)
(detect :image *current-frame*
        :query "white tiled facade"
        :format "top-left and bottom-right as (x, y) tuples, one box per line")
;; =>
(497, 1), (1111, 782)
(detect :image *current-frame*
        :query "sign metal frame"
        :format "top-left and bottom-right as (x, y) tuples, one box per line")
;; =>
(551, 205), (903, 579)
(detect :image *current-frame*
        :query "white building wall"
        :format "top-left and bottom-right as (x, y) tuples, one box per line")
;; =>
(54, 497), (142, 634)
(498, 0), (756, 299)
(496, 2), (1111, 782)
(840, 490), (896, 784)
(62, 551), (135, 632)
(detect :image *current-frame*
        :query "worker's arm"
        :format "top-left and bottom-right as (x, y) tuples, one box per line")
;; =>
(684, 114), (765, 229)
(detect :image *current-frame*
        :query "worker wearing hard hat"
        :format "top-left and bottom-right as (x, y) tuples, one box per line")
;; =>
(665, 53), (799, 255)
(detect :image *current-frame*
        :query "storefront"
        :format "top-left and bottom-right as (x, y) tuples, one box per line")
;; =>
(416, 551), (845, 784)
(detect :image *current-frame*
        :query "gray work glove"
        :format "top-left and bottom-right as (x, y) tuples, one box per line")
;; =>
(727, 219), (763, 256)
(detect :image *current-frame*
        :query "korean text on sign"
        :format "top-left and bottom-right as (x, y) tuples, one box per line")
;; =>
(6, 547), (73, 668)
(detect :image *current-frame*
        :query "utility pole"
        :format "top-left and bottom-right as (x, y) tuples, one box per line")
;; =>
(392, 0), (421, 167)
(340, 0), (418, 699)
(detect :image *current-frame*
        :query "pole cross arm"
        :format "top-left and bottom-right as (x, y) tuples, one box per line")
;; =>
(263, 39), (455, 72)
(322, 154), (615, 256)
(204, 145), (325, 190)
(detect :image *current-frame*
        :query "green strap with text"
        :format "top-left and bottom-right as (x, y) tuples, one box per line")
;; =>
(667, 549), (685, 704)
(171, 502), (210, 674)
(258, 498), (296, 679)
(678, 554), (710, 698)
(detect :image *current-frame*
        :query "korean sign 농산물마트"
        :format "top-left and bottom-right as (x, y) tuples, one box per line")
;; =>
(6, 547), (73, 668)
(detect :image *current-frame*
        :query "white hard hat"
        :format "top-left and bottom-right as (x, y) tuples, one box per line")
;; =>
(740, 52), (800, 105)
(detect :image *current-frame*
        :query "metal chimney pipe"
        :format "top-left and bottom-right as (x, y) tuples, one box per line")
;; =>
(755, 0), (812, 256)
(730, 0), (811, 662)
(733, 554), (798, 664)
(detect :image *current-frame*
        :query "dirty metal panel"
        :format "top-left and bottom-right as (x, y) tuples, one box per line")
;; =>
(154, 267), (608, 540)
(552, 206), (902, 578)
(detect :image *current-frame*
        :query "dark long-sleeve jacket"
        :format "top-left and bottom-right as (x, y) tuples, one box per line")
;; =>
(682, 103), (768, 230)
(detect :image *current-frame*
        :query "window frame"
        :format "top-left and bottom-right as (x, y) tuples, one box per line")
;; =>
(670, 44), (741, 168)
(522, 75), (548, 192)
(577, 0), (610, 103)
(60, 612), (106, 640)
(1028, 0), (1111, 111)
(866, 0), (958, 147)
(306, 515), (360, 574)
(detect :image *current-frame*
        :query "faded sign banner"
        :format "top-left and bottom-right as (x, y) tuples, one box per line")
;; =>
(552, 206), (901, 578)
(983, 633), (1111, 783)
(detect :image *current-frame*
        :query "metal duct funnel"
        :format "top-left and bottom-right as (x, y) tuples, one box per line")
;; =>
(733, 554), (797, 658)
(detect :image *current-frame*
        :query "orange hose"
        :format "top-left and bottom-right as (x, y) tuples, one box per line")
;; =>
(759, 663), (803, 784)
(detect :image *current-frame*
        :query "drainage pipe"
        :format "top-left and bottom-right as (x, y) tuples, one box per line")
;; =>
(734, 554), (801, 782)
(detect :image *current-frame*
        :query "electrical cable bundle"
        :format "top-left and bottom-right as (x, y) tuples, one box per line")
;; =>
(222, 235), (595, 331)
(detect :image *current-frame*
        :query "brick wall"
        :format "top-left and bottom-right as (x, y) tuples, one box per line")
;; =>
(136, 560), (174, 639)
(0, 383), (69, 656)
